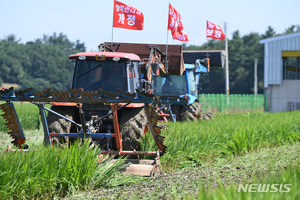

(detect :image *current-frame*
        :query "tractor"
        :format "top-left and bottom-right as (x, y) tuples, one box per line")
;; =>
(152, 50), (226, 122)
(46, 51), (150, 152)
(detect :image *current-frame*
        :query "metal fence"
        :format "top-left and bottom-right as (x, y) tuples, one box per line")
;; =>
(198, 94), (265, 113)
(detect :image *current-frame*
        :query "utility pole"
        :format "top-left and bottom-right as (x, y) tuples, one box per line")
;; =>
(225, 22), (229, 95)
(254, 58), (258, 95)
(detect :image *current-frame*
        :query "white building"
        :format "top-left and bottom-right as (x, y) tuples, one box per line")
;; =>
(260, 32), (300, 112)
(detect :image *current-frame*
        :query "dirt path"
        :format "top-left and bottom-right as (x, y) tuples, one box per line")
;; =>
(63, 143), (300, 200)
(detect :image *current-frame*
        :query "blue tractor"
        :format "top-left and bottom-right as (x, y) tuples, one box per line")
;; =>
(98, 43), (224, 122)
(153, 59), (211, 122)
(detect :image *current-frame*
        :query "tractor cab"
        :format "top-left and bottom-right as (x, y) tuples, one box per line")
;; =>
(153, 61), (209, 105)
(66, 52), (146, 143)
(69, 52), (143, 94)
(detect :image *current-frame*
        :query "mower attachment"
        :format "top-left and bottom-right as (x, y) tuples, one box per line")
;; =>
(0, 87), (188, 154)
(0, 102), (25, 148)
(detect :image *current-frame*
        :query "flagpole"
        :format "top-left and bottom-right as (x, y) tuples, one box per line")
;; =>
(206, 38), (209, 61)
(111, 27), (114, 46)
(166, 30), (169, 73)
(224, 21), (229, 95)
(111, 0), (114, 46)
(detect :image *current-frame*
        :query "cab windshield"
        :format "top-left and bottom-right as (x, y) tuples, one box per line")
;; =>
(72, 60), (127, 93)
(153, 75), (188, 96)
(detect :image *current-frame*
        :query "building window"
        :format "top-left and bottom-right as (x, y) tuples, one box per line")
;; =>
(282, 51), (300, 80)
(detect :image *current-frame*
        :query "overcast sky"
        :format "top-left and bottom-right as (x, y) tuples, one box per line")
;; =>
(1, 0), (299, 51)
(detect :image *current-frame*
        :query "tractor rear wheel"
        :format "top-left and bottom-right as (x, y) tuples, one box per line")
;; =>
(46, 106), (75, 146)
(180, 102), (202, 121)
(119, 107), (147, 151)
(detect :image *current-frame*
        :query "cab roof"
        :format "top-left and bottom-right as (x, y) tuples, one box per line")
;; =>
(69, 51), (141, 61)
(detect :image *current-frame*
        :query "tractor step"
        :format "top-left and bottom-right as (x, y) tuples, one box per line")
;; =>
(110, 158), (160, 176)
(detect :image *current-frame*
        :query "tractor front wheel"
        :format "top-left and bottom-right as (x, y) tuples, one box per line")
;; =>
(180, 102), (202, 121)
(46, 106), (75, 146)
(119, 107), (147, 151)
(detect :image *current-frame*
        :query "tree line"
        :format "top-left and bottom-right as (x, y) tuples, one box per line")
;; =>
(0, 33), (85, 91)
(0, 25), (299, 93)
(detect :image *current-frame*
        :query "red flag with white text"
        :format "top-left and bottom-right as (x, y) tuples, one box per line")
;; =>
(168, 3), (185, 40)
(206, 20), (225, 40)
(113, 0), (144, 30)
(176, 30), (189, 42)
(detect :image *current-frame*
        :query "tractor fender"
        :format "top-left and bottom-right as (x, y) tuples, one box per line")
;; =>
(179, 94), (197, 105)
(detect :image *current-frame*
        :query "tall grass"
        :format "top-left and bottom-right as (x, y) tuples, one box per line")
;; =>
(0, 142), (124, 199)
(184, 164), (300, 200)
(0, 102), (43, 131)
(142, 111), (300, 170)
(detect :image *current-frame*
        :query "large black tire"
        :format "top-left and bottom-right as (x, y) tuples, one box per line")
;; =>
(119, 107), (147, 151)
(46, 106), (75, 146)
(180, 102), (202, 121)
(202, 112), (214, 120)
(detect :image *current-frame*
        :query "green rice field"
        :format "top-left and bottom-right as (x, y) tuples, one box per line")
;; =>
(0, 102), (51, 132)
(0, 102), (299, 199)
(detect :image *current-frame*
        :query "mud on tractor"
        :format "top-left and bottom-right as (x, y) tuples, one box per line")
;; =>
(0, 46), (188, 176)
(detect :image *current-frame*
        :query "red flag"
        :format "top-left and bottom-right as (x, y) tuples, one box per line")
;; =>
(206, 20), (225, 40)
(113, 0), (144, 30)
(168, 3), (184, 39)
(175, 30), (189, 42)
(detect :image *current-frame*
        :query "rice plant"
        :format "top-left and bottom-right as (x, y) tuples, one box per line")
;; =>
(0, 141), (125, 199)
(142, 111), (300, 170)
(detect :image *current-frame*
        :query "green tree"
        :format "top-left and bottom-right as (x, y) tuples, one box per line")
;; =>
(261, 26), (276, 39)
(0, 32), (86, 91)
(285, 24), (300, 33)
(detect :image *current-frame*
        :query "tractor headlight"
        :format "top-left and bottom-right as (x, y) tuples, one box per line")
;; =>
(78, 56), (86, 60)
(113, 57), (120, 62)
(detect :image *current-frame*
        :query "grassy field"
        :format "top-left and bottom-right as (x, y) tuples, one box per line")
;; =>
(0, 102), (50, 132)
(1, 110), (300, 199)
